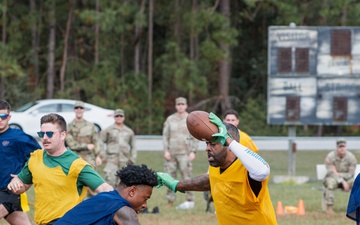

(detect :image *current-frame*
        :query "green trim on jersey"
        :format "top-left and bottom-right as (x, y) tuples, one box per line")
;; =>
(18, 149), (105, 194)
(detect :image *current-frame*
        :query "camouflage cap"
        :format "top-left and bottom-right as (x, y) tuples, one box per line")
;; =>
(336, 138), (346, 147)
(175, 97), (187, 105)
(114, 109), (125, 116)
(74, 101), (85, 108)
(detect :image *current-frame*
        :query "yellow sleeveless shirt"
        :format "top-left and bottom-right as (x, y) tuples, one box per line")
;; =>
(28, 150), (88, 224)
(209, 159), (277, 225)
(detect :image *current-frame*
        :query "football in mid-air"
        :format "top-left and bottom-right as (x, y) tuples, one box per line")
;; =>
(186, 111), (218, 141)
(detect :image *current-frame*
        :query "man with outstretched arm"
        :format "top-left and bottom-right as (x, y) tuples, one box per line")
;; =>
(157, 112), (277, 225)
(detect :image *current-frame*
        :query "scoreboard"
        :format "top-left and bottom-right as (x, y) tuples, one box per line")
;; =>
(267, 26), (360, 125)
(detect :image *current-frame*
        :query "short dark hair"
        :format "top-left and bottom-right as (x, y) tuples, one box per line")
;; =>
(116, 164), (158, 187)
(0, 100), (11, 112)
(40, 113), (67, 132)
(223, 109), (239, 119)
(224, 122), (240, 141)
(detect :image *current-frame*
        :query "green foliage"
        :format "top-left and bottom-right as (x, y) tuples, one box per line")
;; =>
(155, 42), (208, 99)
(0, 43), (26, 81)
(238, 95), (287, 136)
(1, 1), (360, 135)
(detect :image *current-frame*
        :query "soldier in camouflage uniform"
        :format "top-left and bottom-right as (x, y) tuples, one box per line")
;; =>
(66, 101), (103, 169)
(162, 97), (198, 209)
(101, 109), (136, 188)
(323, 138), (357, 214)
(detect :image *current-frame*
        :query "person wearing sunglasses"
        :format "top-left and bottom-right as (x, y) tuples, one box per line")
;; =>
(0, 100), (41, 225)
(66, 101), (104, 197)
(7, 113), (113, 225)
(101, 109), (137, 188)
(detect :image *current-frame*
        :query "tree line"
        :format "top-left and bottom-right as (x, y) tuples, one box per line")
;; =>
(1, 0), (359, 136)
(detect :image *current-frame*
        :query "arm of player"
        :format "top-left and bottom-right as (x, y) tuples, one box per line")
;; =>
(209, 112), (270, 182)
(114, 206), (140, 225)
(156, 172), (179, 192)
(157, 173), (210, 192)
(176, 174), (210, 192)
(227, 139), (270, 182)
(7, 174), (32, 194)
(94, 182), (114, 193)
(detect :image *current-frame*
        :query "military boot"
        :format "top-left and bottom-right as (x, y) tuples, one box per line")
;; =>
(326, 204), (335, 215)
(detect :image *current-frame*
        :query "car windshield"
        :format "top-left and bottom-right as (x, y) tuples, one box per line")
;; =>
(14, 101), (39, 112)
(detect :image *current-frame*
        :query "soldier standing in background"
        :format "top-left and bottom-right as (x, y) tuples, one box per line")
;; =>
(66, 101), (103, 168)
(101, 109), (136, 188)
(66, 101), (103, 198)
(162, 97), (198, 209)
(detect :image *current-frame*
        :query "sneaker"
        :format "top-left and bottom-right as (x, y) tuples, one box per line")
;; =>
(176, 201), (195, 209)
(152, 206), (160, 214)
(140, 207), (149, 213)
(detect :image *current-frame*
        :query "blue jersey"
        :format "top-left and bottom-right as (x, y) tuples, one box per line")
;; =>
(0, 128), (40, 188)
(347, 174), (360, 222)
(55, 190), (131, 225)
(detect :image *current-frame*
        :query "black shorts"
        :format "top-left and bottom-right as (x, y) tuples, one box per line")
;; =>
(0, 188), (22, 215)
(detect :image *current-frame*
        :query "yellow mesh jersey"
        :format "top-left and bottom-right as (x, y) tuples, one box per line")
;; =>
(28, 150), (88, 224)
(209, 159), (277, 225)
(239, 129), (259, 153)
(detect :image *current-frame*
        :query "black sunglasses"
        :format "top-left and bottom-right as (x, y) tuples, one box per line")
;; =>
(0, 114), (9, 120)
(37, 131), (61, 138)
(74, 106), (84, 110)
(115, 115), (124, 118)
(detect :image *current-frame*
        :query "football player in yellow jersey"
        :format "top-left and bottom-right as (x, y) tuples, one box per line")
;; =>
(157, 113), (277, 225)
(7, 113), (113, 225)
(223, 109), (258, 153)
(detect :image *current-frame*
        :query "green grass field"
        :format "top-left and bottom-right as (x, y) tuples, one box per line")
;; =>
(1, 150), (358, 225)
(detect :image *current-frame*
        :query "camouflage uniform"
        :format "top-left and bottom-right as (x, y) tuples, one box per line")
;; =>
(163, 111), (198, 203)
(66, 119), (102, 168)
(101, 124), (136, 187)
(323, 150), (357, 206)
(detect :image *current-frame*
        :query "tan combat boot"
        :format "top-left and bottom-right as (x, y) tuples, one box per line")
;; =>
(326, 205), (335, 215)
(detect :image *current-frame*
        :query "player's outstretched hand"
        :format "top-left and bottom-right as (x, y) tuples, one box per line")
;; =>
(209, 112), (227, 146)
(156, 172), (179, 192)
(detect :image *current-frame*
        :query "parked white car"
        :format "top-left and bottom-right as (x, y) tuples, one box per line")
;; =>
(9, 99), (115, 137)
